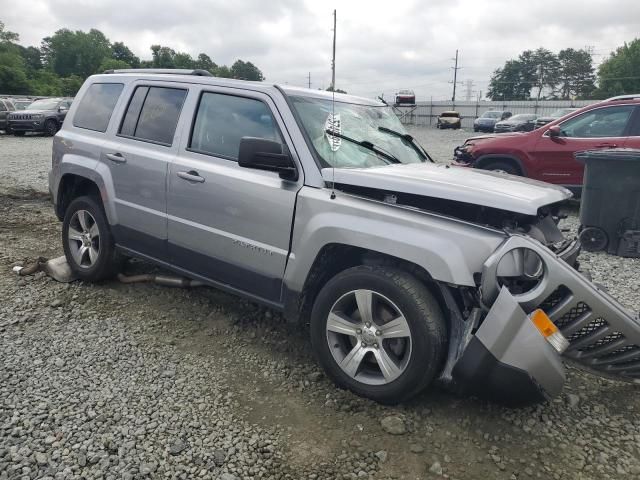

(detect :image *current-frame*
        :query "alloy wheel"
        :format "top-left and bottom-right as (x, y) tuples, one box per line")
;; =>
(326, 289), (412, 385)
(67, 209), (100, 268)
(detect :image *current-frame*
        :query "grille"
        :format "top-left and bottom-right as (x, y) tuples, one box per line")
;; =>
(540, 286), (570, 313)
(578, 332), (624, 352)
(598, 344), (640, 362)
(556, 302), (590, 329)
(566, 317), (607, 342)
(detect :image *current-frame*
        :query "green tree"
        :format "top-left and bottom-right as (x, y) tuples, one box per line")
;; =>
(173, 52), (195, 69)
(150, 45), (176, 68)
(99, 58), (132, 72)
(60, 75), (83, 96)
(195, 53), (217, 73)
(595, 39), (640, 98)
(29, 70), (63, 96)
(111, 41), (139, 68)
(487, 59), (532, 100)
(0, 21), (30, 94)
(215, 65), (232, 78)
(41, 28), (112, 77)
(230, 60), (264, 81)
(528, 48), (561, 100)
(556, 48), (595, 99)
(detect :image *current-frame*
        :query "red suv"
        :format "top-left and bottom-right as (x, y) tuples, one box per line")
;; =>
(453, 95), (640, 194)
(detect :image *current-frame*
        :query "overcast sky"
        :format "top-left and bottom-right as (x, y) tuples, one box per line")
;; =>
(2, 0), (639, 100)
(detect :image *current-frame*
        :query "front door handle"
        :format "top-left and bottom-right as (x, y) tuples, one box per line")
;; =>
(594, 143), (618, 148)
(106, 152), (126, 164)
(177, 170), (205, 183)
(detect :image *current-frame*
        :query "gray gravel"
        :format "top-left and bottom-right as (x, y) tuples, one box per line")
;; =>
(1, 130), (639, 480)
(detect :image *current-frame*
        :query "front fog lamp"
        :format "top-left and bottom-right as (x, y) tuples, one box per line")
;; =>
(529, 309), (569, 353)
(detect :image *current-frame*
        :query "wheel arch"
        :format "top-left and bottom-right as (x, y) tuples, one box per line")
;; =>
(56, 173), (103, 221)
(283, 243), (450, 326)
(474, 154), (527, 176)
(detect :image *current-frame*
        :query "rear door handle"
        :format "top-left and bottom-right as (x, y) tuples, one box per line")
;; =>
(106, 153), (126, 164)
(177, 170), (205, 183)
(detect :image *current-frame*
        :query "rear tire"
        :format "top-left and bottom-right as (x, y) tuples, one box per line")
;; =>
(13, 131), (25, 137)
(310, 265), (447, 404)
(62, 195), (120, 281)
(481, 160), (520, 175)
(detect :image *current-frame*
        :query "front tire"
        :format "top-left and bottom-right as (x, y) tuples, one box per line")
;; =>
(13, 131), (25, 137)
(481, 160), (520, 175)
(310, 265), (447, 404)
(62, 196), (120, 281)
(44, 119), (58, 136)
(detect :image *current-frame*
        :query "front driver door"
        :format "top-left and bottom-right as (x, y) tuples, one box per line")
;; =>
(167, 88), (303, 304)
(531, 105), (635, 187)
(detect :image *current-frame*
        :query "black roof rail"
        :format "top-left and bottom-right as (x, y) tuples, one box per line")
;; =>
(605, 94), (640, 102)
(102, 68), (213, 77)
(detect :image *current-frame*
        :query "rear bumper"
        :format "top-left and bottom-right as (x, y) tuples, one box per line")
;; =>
(8, 119), (45, 132)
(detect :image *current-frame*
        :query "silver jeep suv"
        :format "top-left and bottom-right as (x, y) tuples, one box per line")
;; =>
(49, 69), (640, 405)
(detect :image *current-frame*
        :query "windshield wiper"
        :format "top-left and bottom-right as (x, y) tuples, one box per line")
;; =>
(378, 126), (434, 163)
(324, 129), (401, 164)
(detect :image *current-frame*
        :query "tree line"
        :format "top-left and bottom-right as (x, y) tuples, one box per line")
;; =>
(0, 21), (265, 97)
(487, 40), (640, 101)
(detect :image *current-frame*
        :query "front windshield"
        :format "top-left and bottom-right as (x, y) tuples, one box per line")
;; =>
(26, 99), (60, 110)
(481, 111), (502, 119)
(290, 95), (425, 168)
(510, 114), (536, 121)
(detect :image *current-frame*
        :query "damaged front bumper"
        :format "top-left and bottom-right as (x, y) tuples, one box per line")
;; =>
(448, 234), (639, 404)
(452, 287), (566, 405)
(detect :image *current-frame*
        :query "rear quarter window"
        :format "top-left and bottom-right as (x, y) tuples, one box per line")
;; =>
(73, 83), (124, 132)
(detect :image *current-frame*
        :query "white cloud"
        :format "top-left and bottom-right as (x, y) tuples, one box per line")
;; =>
(1, 0), (639, 100)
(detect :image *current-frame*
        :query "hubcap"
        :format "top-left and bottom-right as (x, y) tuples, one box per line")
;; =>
(67, 210), (100, 268)
(326, 289), (412, 385)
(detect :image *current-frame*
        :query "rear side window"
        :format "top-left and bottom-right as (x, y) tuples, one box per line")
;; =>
(73, 83), (124, 132)
(559, 105), (635, 138)
(119, 86), (187, 145)
(189, 92), (281, 160)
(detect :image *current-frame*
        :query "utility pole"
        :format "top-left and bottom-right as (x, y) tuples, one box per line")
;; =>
(308, 72), (311, 89)
(330, 9), (337, 91)
(450, 49), (461, 102)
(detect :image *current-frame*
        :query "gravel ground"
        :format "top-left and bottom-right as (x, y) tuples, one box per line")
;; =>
(1, 129), (639, 480)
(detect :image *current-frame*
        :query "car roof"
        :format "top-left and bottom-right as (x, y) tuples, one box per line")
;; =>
(91, 71), (383, 107)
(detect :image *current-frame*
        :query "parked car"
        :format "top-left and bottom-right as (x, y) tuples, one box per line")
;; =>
(453, 95), (640, 193)
(534, 107), (579, 128)
(473, 110), (511, 132)
(494, 113), (538, 133)
(13, 98), (34, 110)
(0, 98), (16, 132)
(394, 89), (415, 106)
(49, 70), (638, 405)
(436, 110), (461, 129)
(7, 97), (73, 136)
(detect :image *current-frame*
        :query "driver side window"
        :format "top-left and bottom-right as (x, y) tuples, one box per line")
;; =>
(558, 106), (635, 138)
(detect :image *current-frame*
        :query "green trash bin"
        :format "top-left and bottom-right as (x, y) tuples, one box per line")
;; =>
(575, 148), (640, 257)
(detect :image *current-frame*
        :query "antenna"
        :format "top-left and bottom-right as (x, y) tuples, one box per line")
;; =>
(330, 9), (337, 200)
(308, 71), (311, 89)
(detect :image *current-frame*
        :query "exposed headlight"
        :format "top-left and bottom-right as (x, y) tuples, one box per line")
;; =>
(32, 114), (44, 119)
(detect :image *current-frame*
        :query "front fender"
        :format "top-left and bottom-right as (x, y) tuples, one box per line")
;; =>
(284, 187), (507, 292)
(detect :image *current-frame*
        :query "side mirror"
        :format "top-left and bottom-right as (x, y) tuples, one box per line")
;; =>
(238, 137), (298, 181)
(58, 106), (68, 113)
(547, 125), (561, 138)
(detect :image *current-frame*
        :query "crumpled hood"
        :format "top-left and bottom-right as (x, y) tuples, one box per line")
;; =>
(464, 131), (525, 142)
(322, 162), (572, 215)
